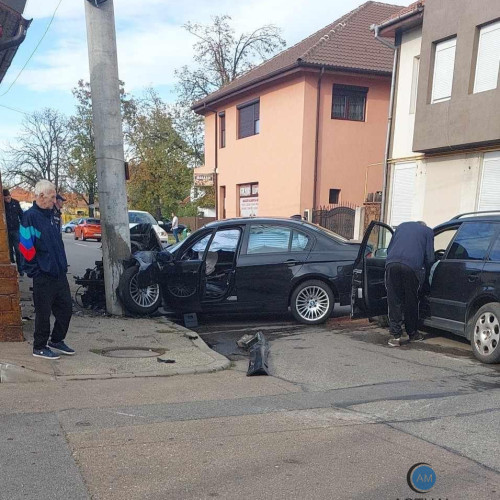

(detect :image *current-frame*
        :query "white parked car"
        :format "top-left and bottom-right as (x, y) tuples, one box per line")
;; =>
(128, 210), (169, 243)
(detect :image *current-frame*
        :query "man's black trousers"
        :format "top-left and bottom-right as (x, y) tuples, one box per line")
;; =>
(8, 230), (22, 272)
(32, 274), (72, 350)
(385, 262), (420, 338)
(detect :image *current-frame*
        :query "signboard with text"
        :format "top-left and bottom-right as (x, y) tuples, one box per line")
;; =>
(240, 196), (258, 217)
(194, 173), (214, 187)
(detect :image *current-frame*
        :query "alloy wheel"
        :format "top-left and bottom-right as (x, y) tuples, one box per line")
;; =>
(473, 311), (500, 357)
(129, 273), (160, 308)
(295, 285), (330, 322)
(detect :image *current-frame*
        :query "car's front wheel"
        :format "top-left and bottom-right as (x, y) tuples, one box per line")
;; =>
(118, 265), (161, 315)
(65, 227), (72, 233)
(468, 303), (500, 364)
(290, 280), (334, 325)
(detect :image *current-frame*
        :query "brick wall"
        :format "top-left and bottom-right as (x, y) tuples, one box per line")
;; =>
(0, 174), (23, 342)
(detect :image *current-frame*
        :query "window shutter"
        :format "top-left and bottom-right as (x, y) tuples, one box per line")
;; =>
(478, 151), (500, 211)
(431, 38), (456, 103)
(474, 21), (500, 94)
(390, 162), (417, 226)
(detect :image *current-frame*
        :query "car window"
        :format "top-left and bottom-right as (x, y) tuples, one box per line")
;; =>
(129, 212), (156, 225)
(248, 225), (291, 254)
(366, 224), (392, 259)
(447, 222), (497, 261)
(205, 229), (241, 274)
(291, 230), (310, 251)
(87, 218), (100, 225)
(181, 233), (212, 261)
(487, 233), (500, 261)
(434, 228), (457, 252)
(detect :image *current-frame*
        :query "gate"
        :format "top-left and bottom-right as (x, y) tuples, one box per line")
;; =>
(312, 204), (356, 239)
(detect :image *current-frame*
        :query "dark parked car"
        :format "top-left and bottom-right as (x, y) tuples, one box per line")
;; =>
(158, 218), (186, 234)
(352, 212), (500, 363)
(118, 217), (360, 324)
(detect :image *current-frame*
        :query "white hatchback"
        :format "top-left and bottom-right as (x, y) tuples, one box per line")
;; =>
(128, 210), (169, 243)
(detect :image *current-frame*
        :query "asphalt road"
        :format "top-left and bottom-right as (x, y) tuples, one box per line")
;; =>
(63, 232), (102, 281)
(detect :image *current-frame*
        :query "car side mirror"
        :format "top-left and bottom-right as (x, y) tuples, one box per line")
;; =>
(374, 248), (388, 258)
(157, 220), (163, 225)
(157, 250), (173, 264)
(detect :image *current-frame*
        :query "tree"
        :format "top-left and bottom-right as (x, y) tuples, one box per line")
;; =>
(175, 15), (286, 103)
(3, 108), (71, 190)
(68, 80), (134, 216)
(174, 16), (286, 174)
(125, 90), (192, 219)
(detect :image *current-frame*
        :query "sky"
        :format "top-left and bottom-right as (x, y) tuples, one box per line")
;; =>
(0, 0), (400, 147)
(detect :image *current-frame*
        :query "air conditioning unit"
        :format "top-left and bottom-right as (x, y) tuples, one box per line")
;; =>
(303, 209), (312, 222)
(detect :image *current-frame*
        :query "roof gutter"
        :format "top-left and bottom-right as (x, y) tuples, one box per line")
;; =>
(203, 102), (219, 220)
(0, 18), (31, 52)
(313, 66), (325, 210)
(370, 5), (424, 222)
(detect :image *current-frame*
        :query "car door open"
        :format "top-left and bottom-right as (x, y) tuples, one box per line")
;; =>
(351, 221), (394, 319)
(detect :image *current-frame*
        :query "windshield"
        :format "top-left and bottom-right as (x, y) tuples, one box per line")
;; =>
(87, 219), (100, 225)
(299, 221), (349, 242)
(129, 211), (157, 225)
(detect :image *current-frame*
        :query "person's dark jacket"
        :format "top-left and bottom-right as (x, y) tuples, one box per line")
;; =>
(19, 203), (68, 278)
(386, 221), (434, 276)
(4, 197), (24, 231)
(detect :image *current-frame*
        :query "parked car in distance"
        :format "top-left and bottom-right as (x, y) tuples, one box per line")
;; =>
(119, 217), (360, 324)
(158, 219), (186, 234)
(352, 212), (500, 364)
(74, 218), (101, 241)
(128, 210), (168, 243)
(62, 219), (80, 233)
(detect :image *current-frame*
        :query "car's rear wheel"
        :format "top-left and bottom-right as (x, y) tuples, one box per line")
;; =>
(118, 265), (161, 315)
(290, 280), (334, 325)
(65, 227), (72, 233)
(468, 303), (500, 364)
(74, 232), (78, 240)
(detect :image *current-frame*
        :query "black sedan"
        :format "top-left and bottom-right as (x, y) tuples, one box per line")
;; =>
(119, 217), (359, 324)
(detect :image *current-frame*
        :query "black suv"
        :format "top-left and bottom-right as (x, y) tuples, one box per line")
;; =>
(352, 212), (500, 364)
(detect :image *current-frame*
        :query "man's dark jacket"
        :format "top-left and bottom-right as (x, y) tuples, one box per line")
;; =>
(19, 203), (68, 278)
(4, 197), (24, 231)
(386, 221), (434, 275)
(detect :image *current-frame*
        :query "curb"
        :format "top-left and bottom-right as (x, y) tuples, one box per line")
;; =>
(0, 363), (55, 383)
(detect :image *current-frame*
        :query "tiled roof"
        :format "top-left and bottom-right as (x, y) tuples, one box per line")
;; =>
(378, 0), (425, 26)
(193, 1), (402, 111)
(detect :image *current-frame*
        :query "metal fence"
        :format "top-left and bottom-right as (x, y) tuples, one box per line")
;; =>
(312, 203), (357, 239)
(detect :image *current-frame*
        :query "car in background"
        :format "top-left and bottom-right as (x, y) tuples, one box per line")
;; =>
(158, 218), (186, 234)
(61, 219), (80, 233)
(74, 218), (101, 241)
(119, 217), (360, 324)
(128, 210), (168, 243)
(352, 212), (500, 364)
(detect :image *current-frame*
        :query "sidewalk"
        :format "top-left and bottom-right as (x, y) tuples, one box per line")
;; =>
(0, 277), (230, 383)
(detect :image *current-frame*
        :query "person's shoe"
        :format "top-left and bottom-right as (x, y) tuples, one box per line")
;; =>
(33, 347), (60, 360)
(48, 341), (76, 355)
(409, 332), (425, 342)
(388, 337), (401, 347)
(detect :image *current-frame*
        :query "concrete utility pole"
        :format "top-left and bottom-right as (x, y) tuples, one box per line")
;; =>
(84, 0), (130, 315)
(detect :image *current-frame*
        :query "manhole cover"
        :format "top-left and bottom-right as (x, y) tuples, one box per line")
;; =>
(96, 347), (167, 358)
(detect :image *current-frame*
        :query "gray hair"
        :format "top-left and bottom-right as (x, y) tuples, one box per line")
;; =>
(34, 179), (56, 196)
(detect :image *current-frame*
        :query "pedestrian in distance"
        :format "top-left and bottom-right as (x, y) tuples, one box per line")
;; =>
(3, 188), (25, 276)
(20, 180), (75, 360)
(171, 212), (180, 243)
(385, 220), (434, 347)
(52, 193), (66, 230)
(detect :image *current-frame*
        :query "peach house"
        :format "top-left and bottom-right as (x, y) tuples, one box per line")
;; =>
(193, 1), (402, 221)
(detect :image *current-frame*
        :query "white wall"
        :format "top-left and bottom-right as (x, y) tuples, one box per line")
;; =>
(391, 27), (422, 160)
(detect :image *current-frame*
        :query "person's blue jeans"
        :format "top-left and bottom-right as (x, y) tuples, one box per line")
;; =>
(172, 228), (180, 243)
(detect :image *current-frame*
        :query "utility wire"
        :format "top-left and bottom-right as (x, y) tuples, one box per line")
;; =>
(0, 0), (65, 98)
(0, 102), (28, 115)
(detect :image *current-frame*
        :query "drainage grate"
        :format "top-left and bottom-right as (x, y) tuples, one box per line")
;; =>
(94, 347), (167, 358)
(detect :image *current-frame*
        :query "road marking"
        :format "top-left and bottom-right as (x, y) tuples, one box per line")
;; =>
(74, 243), (90, 247)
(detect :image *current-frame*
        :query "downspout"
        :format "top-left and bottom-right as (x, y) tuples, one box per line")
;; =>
(312, 66), (325, 211)
(203, 103), (218, 220)
(0, 19), (31, 51)
(372, 24), (398, 223)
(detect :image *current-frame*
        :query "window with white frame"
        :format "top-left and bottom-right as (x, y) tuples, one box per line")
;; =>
(474, 20), (500, 94)
(478, 151), (500, 211)
(431, 37), (457, 103)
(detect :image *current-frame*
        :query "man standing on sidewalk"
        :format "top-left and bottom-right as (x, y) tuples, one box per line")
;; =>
(52, 193), (66, 230)
(3, 188), (24, 276)
(385, 221), (434, 347)
(171, 212), (180, 243)
(19, 180), (75, 360)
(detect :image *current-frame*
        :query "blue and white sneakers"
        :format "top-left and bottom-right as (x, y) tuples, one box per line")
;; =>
(32, 347), (60, 360)
(48, 341), (76, 356)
